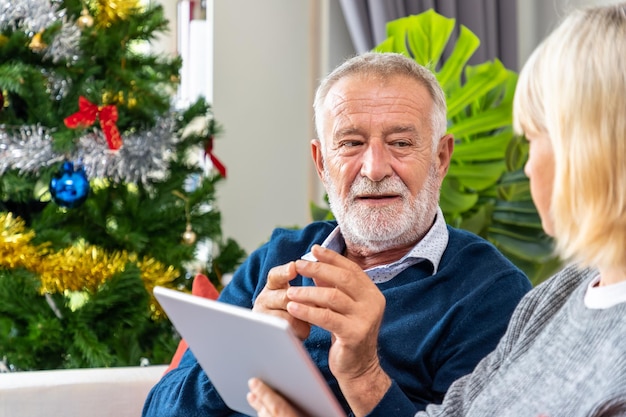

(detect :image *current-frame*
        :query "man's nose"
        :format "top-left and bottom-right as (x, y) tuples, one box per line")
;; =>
(360, 141), (393, 182)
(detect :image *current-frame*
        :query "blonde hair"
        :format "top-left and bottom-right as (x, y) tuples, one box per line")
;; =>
(313, 52), (447, 151)
(513, 3), (626, 270)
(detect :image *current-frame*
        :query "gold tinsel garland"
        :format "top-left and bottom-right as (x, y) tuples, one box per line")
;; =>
(0, 212), (178, 318)
(88, 0), (142, 28)
(0, 213), (42, 270)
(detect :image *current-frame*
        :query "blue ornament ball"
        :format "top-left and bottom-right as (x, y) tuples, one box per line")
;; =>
(49, 162), (90, 208)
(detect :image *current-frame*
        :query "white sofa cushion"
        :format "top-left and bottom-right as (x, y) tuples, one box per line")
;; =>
(0, 365), (167, 417)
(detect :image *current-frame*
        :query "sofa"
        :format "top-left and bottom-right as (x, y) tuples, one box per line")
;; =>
(0, 364), (167, 417)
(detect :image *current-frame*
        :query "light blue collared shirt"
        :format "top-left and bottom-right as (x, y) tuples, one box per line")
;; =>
(302, 207), (449, 284)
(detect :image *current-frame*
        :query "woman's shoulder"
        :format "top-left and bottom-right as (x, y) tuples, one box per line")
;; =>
(517, 264), (594, 316)
(502, 265), (595, 344)
(531, 264), (595, 301)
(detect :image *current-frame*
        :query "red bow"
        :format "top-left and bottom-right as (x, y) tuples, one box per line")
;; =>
(205, 135), (226, 178)
(64, 96), (123, 150)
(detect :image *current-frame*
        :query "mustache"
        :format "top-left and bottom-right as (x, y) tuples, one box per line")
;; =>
(349, 176), (408, 196)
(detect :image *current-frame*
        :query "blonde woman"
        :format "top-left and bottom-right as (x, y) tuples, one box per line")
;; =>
(247, 3), (626, 416)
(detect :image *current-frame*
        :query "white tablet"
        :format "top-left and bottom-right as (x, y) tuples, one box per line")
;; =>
(153, 286), (345, 417)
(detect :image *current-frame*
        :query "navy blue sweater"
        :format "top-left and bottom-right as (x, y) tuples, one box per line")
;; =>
(143, 221), (531, 417)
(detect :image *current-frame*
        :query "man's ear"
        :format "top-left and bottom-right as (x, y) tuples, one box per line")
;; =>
(436, 134), (454, 178)
(311, 139), (325, 180)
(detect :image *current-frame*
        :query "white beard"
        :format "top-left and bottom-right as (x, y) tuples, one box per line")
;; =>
(324, 165), (440, 253)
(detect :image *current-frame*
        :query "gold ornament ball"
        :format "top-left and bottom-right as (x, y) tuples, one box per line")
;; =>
(182, 224), (197, 245)
(78, 9), (94, 28)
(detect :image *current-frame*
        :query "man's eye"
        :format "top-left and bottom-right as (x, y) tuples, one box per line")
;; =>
(341, 140), (363, 148)
(391, 141), (411, 148)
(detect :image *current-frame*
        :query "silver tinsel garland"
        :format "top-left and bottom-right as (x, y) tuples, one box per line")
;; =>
(0, 0), (81, 63)
(0, 124), (63, 173)
(0, 115), (181, 185)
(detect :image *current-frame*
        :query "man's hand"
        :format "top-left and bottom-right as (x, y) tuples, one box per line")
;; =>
(286, 245), (391, 416)
(247, 378), (307, 417)
(252, 262), (312, 340)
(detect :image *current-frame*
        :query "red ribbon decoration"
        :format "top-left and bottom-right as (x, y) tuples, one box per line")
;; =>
(64, 96), (123, 150)
(204, 135), (226, 178)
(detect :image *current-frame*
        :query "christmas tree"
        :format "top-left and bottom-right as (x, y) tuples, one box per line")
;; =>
(0, 0), (246, 370)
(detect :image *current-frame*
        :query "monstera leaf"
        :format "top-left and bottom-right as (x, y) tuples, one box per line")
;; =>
(312, 10), (560, 285)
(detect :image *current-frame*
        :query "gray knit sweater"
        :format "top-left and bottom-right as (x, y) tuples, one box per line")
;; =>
(419, 265), (626, 417)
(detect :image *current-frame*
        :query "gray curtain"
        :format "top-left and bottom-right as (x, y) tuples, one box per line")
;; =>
(338, 0), (518, 70)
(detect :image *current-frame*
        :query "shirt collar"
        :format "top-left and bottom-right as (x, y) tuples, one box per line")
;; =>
(302, 207), (449, 275)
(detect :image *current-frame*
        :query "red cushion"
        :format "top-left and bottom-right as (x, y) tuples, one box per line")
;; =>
(163, 274), (219, 374)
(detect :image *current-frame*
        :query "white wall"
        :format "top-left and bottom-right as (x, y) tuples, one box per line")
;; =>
(211, 0), (310, 253)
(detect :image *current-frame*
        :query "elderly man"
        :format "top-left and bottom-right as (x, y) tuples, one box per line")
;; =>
(142, 52), (530, 417)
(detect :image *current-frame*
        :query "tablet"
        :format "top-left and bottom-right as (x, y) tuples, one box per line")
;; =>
(153, 286), (345, 417)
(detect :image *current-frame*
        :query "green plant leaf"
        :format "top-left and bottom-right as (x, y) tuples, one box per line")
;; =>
(447, 60), (509, 118)
(493, 200), (539, 213)
(505, 134), (529, 171)
(439, 178), (478, 214)
(405, 11), (455, 67)
(382, 17), (412, 56)
(437, 25), (480, 89)
(373, 37), (397, 53)
(310, 201), (333, 222)
(488, 229), (555, 263)
(450, 130), (512, 161)
(498, 169), (532, 201)
(448, 61), (508, 118)
(492, 210), (543, 228)
(446, 161), (506, 191)
(447, 106), (513, 138)
(458, 204), (493, 235)
(498, 183), (532, 202)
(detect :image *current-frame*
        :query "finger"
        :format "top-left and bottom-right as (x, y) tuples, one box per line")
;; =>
(302, 245), (362, 288)
(287, 285), (384, 334)
(253, 292), (311, 341)
(254, 287), (289, 312)
(286, 273), (385, 337)
(295, 259), (346, 290)
(254, 261), (314, 340)
(266, 262), (297, 290)
(247, 378), (300, 417)
(287, 286), (352, 314)
(256, 262), (298, 311)
(310, 245), (361, 271)
(294, 259), (367, 301)
(286, 299), (343, 331)
(254, 295), (311, 340)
